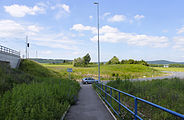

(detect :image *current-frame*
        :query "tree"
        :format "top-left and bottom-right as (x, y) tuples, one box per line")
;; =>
(127, 59), (135, 64)
(73, 57), (84, 67)
(73, 53), (91, 67)
(83, 53), (91, 65)
(107, 56), (120, 64)
(139, 60), (149, 66)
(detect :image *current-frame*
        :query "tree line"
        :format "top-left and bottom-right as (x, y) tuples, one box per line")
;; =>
(106, 56), (149, 66)
(73, 54), (149, 67)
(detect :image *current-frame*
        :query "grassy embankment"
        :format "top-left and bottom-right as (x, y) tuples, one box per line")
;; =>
(98, 78), (184, 120)
(153, 67), (184, 72)
(0, 60), (80, 120)
(43, 64), (163, 81)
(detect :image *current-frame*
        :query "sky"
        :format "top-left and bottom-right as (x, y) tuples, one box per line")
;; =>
(1, 0), (184, 62)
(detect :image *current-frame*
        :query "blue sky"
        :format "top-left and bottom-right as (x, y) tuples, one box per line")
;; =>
(1, 0), (184, 62)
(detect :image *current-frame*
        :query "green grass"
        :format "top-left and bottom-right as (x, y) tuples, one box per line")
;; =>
(0, 60), (80, 120)
(102, 78), (184, 119)
(153, 67), (184, 72)
(43, 64), (163, 80)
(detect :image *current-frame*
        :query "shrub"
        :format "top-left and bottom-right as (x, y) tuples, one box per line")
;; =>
(0, 79), (80, 120)
(107, 56), (120, 64)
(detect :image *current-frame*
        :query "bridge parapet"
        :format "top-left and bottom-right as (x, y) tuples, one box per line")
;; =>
(0, 45), (20, 68)
(0, 45), (20, 57)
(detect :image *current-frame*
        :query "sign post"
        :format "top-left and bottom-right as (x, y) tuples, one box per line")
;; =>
(67, 68), (72, 80)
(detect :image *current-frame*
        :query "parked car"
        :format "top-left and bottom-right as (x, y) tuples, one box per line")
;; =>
(82, 77), (99, 84)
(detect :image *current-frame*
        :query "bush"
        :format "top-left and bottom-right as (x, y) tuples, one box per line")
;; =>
(107, 56), (120, 64)
(169, 64), (184, 68)
(0, 59), (80, 119)
(0, 78), (80, 120)
(149, 64), (164, 67)
(73, 53), (91, 67)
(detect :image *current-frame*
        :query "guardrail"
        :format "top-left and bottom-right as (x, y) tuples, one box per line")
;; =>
(0, 45), (20, 56)
(95, 82), (184, 120)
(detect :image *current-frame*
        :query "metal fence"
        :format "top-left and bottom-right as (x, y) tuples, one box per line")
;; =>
(0, 45), (20, 56)
(95, 82), (184, 120)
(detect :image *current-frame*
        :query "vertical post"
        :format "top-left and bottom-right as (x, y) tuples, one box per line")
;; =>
(102, 84), (103, 97)
(105, 85), (107, 100)
(36, 50), (38, 58)
(100, 83), (102, 94)
(26, 36), (28, 59)
(119, 91), (121, 113)
(110, 88), (112, 105)
(69, 72), (71, 80)
(94, 2), (100, 82)
(134, 97), (137, 120)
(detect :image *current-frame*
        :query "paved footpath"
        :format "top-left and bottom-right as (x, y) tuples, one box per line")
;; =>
(65, 84), (114, 120)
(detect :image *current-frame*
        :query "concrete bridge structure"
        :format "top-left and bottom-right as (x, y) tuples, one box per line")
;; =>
(0, 45), (21, 68)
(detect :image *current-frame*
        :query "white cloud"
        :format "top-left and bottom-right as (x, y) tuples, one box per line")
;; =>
(51, 4), (70, 19)
(99, 25), (118, 34)
(177, 26), (184, 34)
(71, 24), (97, 33)
(103, 12), (111, 17)
(72, 24), (169, 48)
(4, 4), (45, 17)
(173, 36), (184, 51)
(0, 20), (25, 38)
(61, 4), (70, 13)
(108, 14), (126, 22)
(28, 25), (43, 33)
(89, 16), (93, 19)
(0, 20), (44, 38)
(0, 19), (79, 51)
(134, 14), (145, 20)
(51, 4), (70, 13)
(30, 32), (79, 50)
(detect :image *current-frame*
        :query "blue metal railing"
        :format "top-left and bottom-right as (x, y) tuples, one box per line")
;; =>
(95, 82), (184, 120)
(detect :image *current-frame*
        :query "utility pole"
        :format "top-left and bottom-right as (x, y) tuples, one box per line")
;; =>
(25, 36), (30, 59)
(94, 2), (100, 82)
(26, 36), (28, 59)
(36, 50), (38, 58)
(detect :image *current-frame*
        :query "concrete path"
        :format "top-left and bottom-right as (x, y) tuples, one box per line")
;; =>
(65, 84), (114, 120)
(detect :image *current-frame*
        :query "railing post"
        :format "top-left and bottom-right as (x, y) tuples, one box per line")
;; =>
(134, 97), (137, 120)
(105, 85), (107, 100)
(119, 91), (120, 113)
(98, 83), (100, 93)
(102, 84), (103, 97)
(110, 88), (112, 105)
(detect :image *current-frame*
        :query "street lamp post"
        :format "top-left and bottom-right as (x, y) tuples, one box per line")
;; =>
(94, 2), (100, 82)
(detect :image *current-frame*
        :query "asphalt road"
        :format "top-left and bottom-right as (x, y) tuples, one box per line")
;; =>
(65, 84), (114, 120)
(102, 71), (184, 84)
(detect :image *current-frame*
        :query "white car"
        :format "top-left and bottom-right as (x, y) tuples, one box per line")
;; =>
(82, 77), (99, 84)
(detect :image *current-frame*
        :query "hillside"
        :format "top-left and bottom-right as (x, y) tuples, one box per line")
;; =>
(0, 59), (80, 120)
(0, 61), (34, 94)
(147, 60), (184, 64)
(44, 64), (163, 80)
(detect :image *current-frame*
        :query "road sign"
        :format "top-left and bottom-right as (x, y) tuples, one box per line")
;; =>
(67, 68), (72, 72)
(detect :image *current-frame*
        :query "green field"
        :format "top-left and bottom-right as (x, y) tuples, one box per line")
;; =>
(97, 78), (184, 120)
(43, 64), (163, 81)
(0, 60), (80, 120)
(153, 67), (184, 72)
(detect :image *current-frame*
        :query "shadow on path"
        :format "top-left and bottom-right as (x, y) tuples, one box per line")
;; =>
(65, 84), (114, 120)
